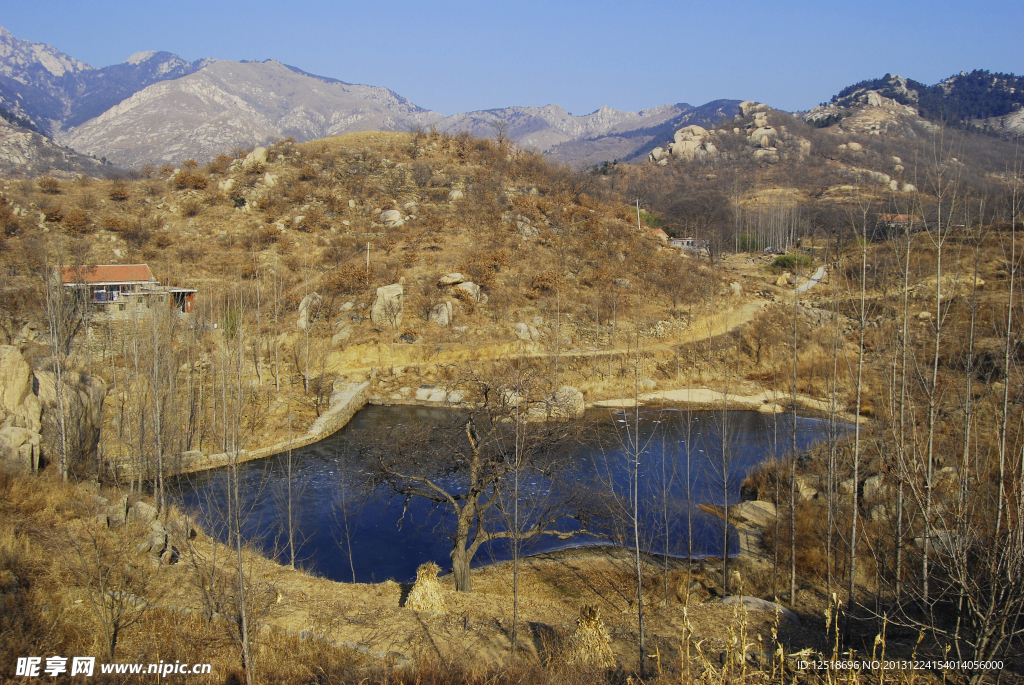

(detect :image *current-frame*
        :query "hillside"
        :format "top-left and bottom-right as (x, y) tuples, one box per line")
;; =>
(804, 70), (1024, 137)
(0, 110), (108, 176)
(1, 119), (1023, 683)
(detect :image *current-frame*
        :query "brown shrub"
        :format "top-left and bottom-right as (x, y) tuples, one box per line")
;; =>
(42, 204), (64, 223)
(117, 218), (152, 249)
(61, 207), (91, 234)
(297, 206), (324, 232)
(100, 215), (123, 231)
(179, 195), (202, 217)
(37, 175), (61, 194)
(176, 243), (203, 264)
(108, 182), (130, 202)
(173, 170), (209, 191)
(77, 191), (98, 210)
(206, 154), (233, 174)
(158, 164), (175, 177)
(0, 196), (21, 236)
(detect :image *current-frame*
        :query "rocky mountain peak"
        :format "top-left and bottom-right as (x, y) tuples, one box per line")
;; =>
(125, 51), (157, 65)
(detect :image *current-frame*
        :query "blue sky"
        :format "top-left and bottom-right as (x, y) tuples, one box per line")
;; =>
(5, 0), (1022, 116)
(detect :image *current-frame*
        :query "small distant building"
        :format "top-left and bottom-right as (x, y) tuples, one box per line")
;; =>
(874, 214), (923, 240)
(647, 228), (669, 242)
(670, 236), (709, 255)
(60, 263), (196, 318)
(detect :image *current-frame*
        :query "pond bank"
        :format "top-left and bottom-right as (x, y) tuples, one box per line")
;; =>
(593, 387), (864, 425)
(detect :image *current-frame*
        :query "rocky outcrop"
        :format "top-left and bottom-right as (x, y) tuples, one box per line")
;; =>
(379, 209), (404, 227)
(651, 124), (719, 162)
(513, 323), (541, 342)
(522, 386), (585, 421)
(453, 281), (482, 303)
(242, 146), (268, 172)
(429, 301), (453, 327)
(297, 292), (322, 330)
(370, 284), (404, 328)
(36, 369), (106, 471)
(0, 345), (103, 473)
(437, 273), (464, 286)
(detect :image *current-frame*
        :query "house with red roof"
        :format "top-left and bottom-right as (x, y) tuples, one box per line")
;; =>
(60, 263), (196, 317)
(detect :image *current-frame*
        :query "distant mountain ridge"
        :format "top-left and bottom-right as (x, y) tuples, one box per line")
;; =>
(0, 24), (740, 169)
(0, 24), (211, 136)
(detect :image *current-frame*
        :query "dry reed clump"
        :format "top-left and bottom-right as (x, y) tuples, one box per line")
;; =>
(563, 604), (615, 668)
(405, 561), (446, 613)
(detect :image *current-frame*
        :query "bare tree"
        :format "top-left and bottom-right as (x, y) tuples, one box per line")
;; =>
(367, 368), (589, 592)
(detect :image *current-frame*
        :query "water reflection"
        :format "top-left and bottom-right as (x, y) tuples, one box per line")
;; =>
(175, 406), (840, 583)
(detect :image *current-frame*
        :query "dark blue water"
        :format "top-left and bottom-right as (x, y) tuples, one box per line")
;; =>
(174, 406), (839, 584)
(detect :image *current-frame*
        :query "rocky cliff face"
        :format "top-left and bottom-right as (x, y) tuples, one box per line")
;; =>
(0, 344), (105, 474)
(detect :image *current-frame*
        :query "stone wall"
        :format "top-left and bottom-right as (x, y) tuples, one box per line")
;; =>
(116, 381), (371, 477)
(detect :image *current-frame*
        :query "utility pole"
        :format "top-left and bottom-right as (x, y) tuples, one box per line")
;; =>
(636, 198), (642, 232)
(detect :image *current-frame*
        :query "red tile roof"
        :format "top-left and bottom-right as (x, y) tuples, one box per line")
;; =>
(60, 264), (155, 285)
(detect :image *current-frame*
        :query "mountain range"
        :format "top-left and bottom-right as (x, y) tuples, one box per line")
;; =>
(0, 23), (739, 169)
(0, 22), (1021, 174)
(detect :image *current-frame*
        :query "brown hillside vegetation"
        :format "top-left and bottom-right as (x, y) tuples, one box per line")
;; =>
(1, 124), (1023, 683)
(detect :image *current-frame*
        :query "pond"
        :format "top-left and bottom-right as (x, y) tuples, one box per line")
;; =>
(174, 405), (841, 584)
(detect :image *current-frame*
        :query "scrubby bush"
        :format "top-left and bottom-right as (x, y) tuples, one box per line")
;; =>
(206, 154), (233, 174)
(100, 215), (122, 231)
(173, 169), (209, 191)
(61, 208), (91, 234)
(770, 253), (814, 272)
(179, 195), (202, 217)
(109, 182), (130, 202)
(37, 176), (61, 194)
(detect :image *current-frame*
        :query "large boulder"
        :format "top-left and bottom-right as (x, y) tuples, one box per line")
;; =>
(453, 281), (481, 302)
(380, 209), (404, 227)
(513, 323), (541, 342)
(738, 101), (769, 118)
(429, 301), (453, 327)
(673, 125), (708, 144)
(722, 595), (799, 625)
(0, 426), (40, 472)
(128, 501), (159, 526)
(438, 272), (464, 286)
(748, 127), (778, 145)
(370, 284), (404, 328)
(670, 139), (704, 159)
(297, 292), (322, 331)
(526, 386), (585, 421)
(35, 369), (105, 472)
(242, 147), (268, 172)
(729, 500), (776, 527)
(0, 345), (41, 431)
(331, 326), (353, 348)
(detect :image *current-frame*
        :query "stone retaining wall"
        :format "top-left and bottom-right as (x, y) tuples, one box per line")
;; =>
(111, 381), (370, 477)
